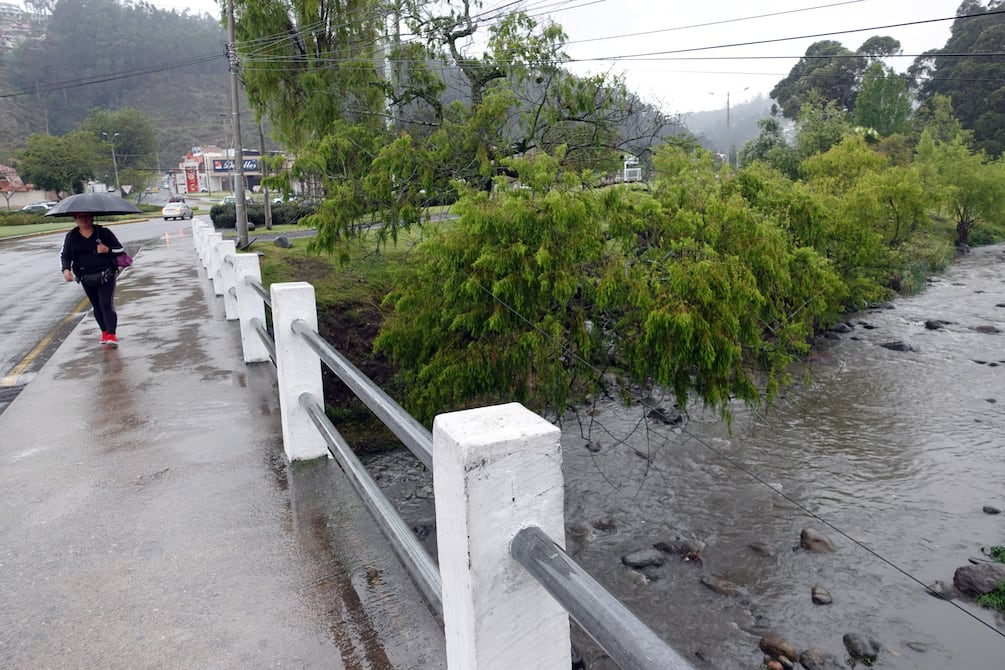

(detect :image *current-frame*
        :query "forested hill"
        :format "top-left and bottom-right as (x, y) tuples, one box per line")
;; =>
(0, 0), (238, 162)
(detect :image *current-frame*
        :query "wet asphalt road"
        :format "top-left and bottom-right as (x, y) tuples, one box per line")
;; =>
(0, 215), (210, 415)
(0, 231), (446, 668)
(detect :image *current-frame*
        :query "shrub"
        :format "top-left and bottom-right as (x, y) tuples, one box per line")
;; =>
(0, 210), (49, 226)
(210, 202), (317, 229)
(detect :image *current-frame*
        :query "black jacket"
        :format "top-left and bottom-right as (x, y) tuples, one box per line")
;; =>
(59, 225), (124, 276)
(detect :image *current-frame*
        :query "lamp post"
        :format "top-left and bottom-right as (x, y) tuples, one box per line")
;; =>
(101, 131), (120, 193)
(709, 88), (748, 168)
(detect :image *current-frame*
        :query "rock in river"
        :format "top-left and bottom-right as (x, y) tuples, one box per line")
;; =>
(800, 528), (835, 552)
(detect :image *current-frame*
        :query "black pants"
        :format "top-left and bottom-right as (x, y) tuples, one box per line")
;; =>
(81, 275), (118, 334)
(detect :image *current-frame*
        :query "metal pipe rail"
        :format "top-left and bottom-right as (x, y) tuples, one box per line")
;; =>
(246, 276), (272, 307)
(249, 317), (276, 362)
(300, 392), (443, 615)
(512, 526), (695, 670)
(291, 319), (433, 470)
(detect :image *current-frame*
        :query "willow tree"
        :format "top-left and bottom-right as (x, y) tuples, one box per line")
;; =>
(376, 146), (846, 423)
(233, 0), (387, 149)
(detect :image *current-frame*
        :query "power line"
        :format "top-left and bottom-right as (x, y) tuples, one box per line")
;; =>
(561, 0), (868, 47)
(578, 9), (1005, 63)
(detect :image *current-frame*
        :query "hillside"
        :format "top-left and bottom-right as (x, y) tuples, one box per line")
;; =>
(0, 0), (249, 165)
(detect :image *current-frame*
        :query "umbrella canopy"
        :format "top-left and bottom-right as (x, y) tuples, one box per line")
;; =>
(45, 192), (143, 217)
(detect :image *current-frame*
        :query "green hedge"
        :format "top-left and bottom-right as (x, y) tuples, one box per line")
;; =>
(0, 210), (49, 226)
(210, 203), (317, 229)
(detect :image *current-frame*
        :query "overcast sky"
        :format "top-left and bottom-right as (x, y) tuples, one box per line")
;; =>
(93, 0), (965, 114)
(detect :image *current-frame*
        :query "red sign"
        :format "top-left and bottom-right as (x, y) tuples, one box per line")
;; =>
(185, 169), (199, 193)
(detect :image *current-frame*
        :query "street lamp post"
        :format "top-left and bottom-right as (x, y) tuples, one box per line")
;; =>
(101, 131), (120, 193)
(709, 88), (748, 168)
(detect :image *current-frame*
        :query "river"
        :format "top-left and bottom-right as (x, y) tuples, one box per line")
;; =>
(368, 243), (1005, 668)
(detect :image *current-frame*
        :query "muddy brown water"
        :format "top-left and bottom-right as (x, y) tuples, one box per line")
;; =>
(367, 244), (1005, 669)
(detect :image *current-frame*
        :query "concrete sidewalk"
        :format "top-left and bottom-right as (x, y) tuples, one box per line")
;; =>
(0, 235), (445, 669)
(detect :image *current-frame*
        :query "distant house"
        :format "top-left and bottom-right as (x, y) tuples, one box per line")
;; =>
(0, 163), (55, 209)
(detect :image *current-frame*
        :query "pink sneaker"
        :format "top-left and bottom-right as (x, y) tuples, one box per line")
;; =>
(105, 333), (118, 348)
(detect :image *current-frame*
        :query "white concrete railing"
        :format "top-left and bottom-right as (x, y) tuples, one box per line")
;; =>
(190, 221), (693, 670)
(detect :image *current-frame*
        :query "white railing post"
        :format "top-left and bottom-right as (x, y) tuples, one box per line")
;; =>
(191, 221), (204, 251)
(271, 282), (329, 461)
(232, 254), (271, 363)
(210, 236), (227, 296)
(192, 223), (209, 262)
(433, 403), (570, 670)
(196, 224), (209, 265)
(218, 240), (238, 319)
(203, 230), (220, 271)
(207, 232), (223, 291)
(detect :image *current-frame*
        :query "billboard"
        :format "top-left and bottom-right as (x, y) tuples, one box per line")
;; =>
(212, 158), (260, 172)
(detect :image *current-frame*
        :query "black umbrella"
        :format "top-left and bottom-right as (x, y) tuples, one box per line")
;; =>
(45, 192), (142, 217)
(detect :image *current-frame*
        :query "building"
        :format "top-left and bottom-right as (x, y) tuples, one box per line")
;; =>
(172, 146), (265, 195)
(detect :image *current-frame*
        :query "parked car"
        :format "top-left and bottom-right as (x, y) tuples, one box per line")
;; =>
(21, 200), (57, 213)
(168, 194), (186, 203)
(220, 195), (236, 205)
(162, 201), (193, 220)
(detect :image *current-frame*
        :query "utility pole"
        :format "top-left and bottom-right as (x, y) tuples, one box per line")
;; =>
(259, 120), (272, 230)
(102, 132), (120, 193)
(227, 0), (249, 248)
(709, 87), (748, 168)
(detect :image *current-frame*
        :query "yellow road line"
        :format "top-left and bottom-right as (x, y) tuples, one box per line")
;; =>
(1, 297), (91, 387)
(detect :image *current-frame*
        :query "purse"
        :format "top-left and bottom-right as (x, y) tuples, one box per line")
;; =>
(80, 267), (115, 287)
(116, 253), (133, 269)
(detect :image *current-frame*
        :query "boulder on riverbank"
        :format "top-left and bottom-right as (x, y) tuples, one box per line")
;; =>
(843, 632), (881, 665)
(953, 562), (1005, 596)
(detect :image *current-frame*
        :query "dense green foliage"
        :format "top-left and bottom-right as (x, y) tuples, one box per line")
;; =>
(770, 36), (902, 119)
(375, 147), (848, 422)
(17, 131), (104, 194)
(16, 107), (159, 196)
(210, 202), (317, 228)
(912, 0), (1005, 156)
(375, 104), (1003, 421)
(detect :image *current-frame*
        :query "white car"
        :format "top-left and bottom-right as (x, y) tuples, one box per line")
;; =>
(162, 201), (193, 220)
(21, 201), (57, 213)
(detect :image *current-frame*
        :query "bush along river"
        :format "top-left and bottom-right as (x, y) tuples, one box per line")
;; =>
(367, 243), (1005, 669)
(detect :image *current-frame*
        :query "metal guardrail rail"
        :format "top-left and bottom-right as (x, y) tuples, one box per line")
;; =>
(246, 276), (272, 307)
(205, 233), (693, 669)
(300, 392), (443, 614)
(512, 527), (696, 670)
(291, 319), (433, 470)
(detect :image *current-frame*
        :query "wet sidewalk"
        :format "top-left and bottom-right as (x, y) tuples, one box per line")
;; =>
(0, 235), (445, 669)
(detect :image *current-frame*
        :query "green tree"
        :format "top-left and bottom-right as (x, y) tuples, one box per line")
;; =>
(912, 0), (1005, 156)
(375, 152), (607, 420)
(919, 135), (1005, 245)
(771, 37), (901, 119)
(377, 146), (847, 422)
(854, 62), (912, 136)
(738, 116), (800, 178)
(77, 108), (157, 174)
(795, 97), (853, 158)
(16, 131), (104, 195)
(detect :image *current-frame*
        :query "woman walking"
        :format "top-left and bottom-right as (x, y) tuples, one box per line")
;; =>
(60, 213), (126, 347)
